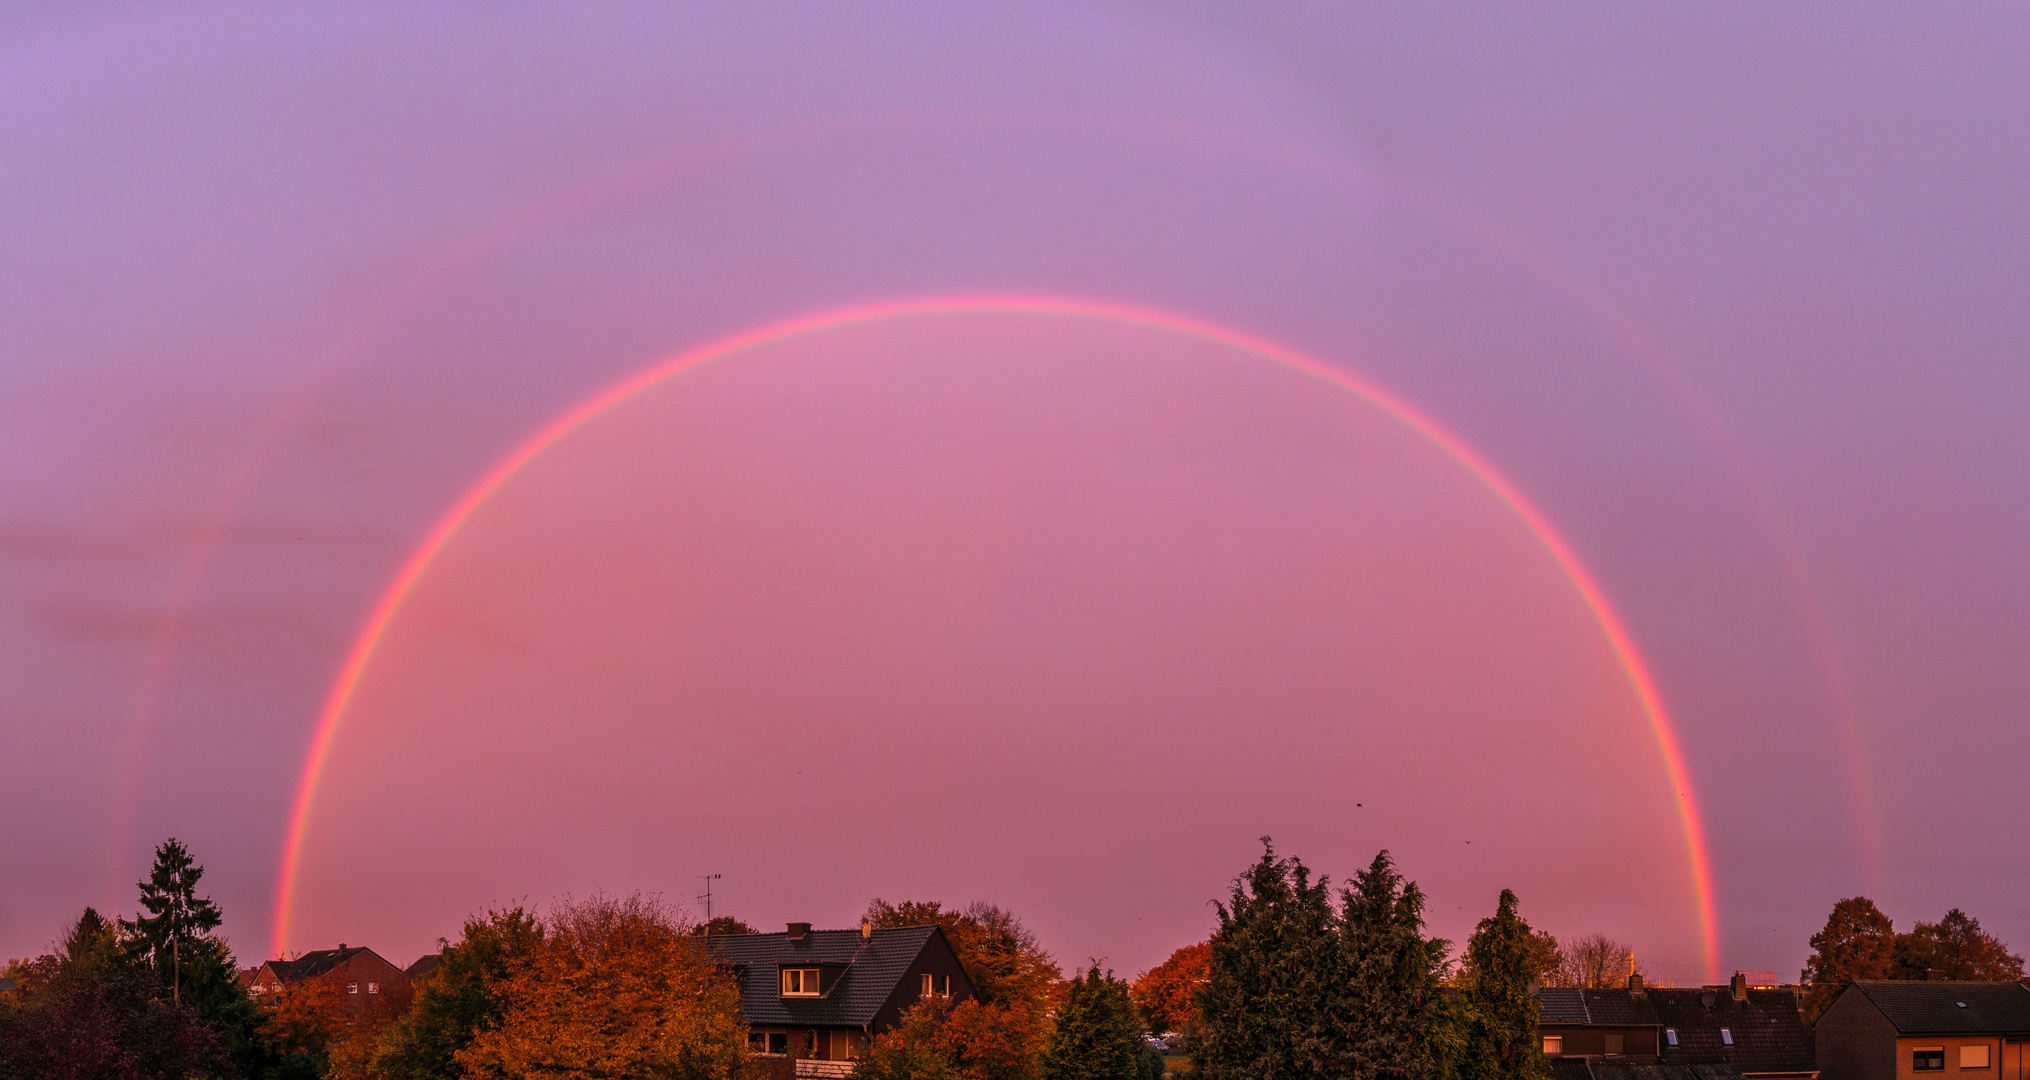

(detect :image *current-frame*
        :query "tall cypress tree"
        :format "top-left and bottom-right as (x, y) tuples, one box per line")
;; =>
(1196, 838), (1340, 1080)
(1337, 851), (1442, 1080)
(1041, 965), (1141, 1080)
(1448, 890), (1545, 1080)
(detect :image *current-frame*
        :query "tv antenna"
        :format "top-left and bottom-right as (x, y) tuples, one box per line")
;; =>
(698, 874), (722, 926)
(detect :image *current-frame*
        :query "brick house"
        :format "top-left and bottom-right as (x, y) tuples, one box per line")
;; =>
(248, 943), (409, 1017)
(704, 921), (975, 1070)
(1538, 973), (1817, 1078)
(1814, 980), (2030, 1080)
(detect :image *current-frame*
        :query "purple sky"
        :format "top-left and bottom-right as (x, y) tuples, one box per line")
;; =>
(4, 3), (2028, 986)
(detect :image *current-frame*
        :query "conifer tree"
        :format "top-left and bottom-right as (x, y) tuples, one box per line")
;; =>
(1040, 965), (1141, 1080)
(1446, 890), (1545, 1080)
(1196, 838), (1340, 1080)
(1337, 851), (1442, 1080)
(122, 838), (223, 1006)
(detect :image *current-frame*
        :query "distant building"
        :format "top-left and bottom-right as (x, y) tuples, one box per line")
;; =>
(1538, 972), (1817, 1079)
(1813, 980), (2030, 1080)
(704, 921), (974, 1071)
(403, 952), (443, 983)
(248, 943), (409, 1017)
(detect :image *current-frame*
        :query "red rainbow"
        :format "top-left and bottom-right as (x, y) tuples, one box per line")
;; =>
(272, 293), (1720, 974)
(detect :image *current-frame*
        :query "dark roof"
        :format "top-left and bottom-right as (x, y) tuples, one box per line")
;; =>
(1535, 987), (1813, 1074)
(1586, 1067), (1744, 1080)
(704, 926), (945, 1029)
(1541, 987), (1593, 1024)
(0, 978), (15, 992)
(262, 945), (386, 983)
(404, 953), (443, 981)
(1847, 980), (2030, 1035)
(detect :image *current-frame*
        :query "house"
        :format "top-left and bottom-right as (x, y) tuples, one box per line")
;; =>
(704, 921), (975, 1069)
(403, 952), (443, 983)
(1813, 980), (2030, 1080)
(1538, 973), (1817, 1079)
(248, 943), (409, 1016)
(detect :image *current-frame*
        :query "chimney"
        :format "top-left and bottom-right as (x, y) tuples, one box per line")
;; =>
(337, 942), (346, 951)
(787, 922), (811, 941)
(1629, 972), (1645, 995)
(1731, 972), (1748, 1001)
(861, 919), (872, 940)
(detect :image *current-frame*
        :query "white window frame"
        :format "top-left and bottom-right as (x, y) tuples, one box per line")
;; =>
(1664, 1029), (1678, 1047)
(1719, 1028), (1732, 1046)
(781, 968), (818, 997)
(367, 982), (379, 994)
(346, 982), (358, 995)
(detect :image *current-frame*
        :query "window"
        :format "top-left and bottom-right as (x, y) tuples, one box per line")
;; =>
(1604, 1034), (1624, 1056)
(768, 1032), (789, 1055)
(1913, 1047), (1945, 1071)
(781, 968), (818, 996)
(346, 982), (358, 995)
(1664, 1029), (1678, 1047)
(367, 982), (379, 994)
(1542, 1036), (1563, 1055)
(749, 1032), (768, 1052)
(920, 974), (950, 998)
(1719, 1028), (1732, 1046)
(1962, 1044), (1992, 1069)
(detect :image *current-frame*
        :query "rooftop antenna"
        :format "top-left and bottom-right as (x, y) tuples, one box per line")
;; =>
(698, 874), (722, 929)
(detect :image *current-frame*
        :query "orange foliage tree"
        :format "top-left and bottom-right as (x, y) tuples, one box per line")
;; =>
(1129, 943), (1208, 1035)
(453, 894), (749, 1080)
(857, 995), (1042, 1080)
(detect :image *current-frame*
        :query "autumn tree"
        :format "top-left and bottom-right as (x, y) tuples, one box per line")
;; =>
(859, 995), (1043, 1080)
(1554, 934), (1644, 989)
(1131, 943), (1209, 1035)
(866, 898), (1063, 1024)
(1040, 965), (1141, 1080)
(1337, 850), (1444, 1080)
(1440, 890), (1547, 1080)
(453, 893), (749, 1080)
(1195, 839), (1340, 1080)
(373, 906), (547, 1079)
(1893, 909), (2024, 982)
(1800, 897), (1896, 1022)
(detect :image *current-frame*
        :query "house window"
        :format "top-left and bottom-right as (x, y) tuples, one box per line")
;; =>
(1542, 1036), (1563, 1055)
(920, 974), (950, 998)
(1604, 1034), (1624, 1056)
(1664, 1029), (1678, 1047)
(1913, 1047), (1945, 1071)
(768, 1032), (789, 1055)
(367, 982), (379, 994)
(781, 968), (819, 996)
(1719, 1028), (1732, 1046)
(346, 982), (358, 995)
(1962, 1045), (1992, 1069)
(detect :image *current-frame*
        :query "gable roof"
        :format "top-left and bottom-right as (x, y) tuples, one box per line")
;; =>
(404, 953), (443, 981)
(260, 945), (391, 984)
(704, 925), (947, 1029)
(1847, 980), (2030, 1035)
(1534, 986), (1813, 1073)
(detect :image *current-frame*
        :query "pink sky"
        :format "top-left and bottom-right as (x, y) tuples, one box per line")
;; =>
(3, 3), (2028, 985)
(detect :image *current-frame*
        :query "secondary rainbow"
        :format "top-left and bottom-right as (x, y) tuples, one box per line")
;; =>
(272, 293), (1721, 972)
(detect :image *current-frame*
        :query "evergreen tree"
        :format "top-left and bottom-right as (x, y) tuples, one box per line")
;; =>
(122, 838), (223, 1006)
(1196, 839), (1340, 1080)
(1041, 965), (1141, 1080)
(1337, 851), (1442, 1080)
(1445, 890), (1545, 1080)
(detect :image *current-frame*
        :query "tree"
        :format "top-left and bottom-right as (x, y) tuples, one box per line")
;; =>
(1552, 934), (1644, 989)
(858, 995), (1042, 1080)
(693, 916), (759, 937)
(1131, 943), (1210, 1035)
(1893, 910), (2024, 982)
(1040, 965), (1141, 1080)
(1195, 838), (1340, 1080)
(121, 838), (222, 1007)
(1337, 850), (1443, 1080)
(0, 909), (226, 1080)
(453, 893), (749, 1080)
(1800, 897), (1896, 1022)
(373, 906), (547, 1079)
(866, 899), (1063, 1025)
(1441, 890), (1546, 1080)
